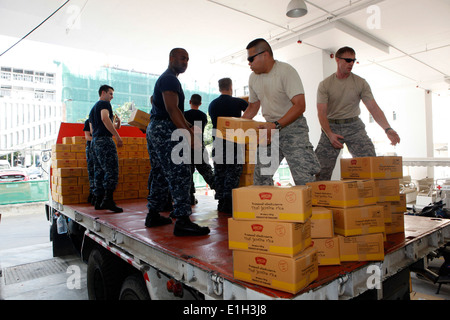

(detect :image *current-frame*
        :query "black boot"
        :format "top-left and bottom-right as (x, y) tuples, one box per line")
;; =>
(100, 190), (123, 213)
(174, 216), (210, 237)
(190, 194), (198, 206)
(221, 198), (233, 215)
(87, 192), (94, 204)
(90, 194), (96, 206)
(145, 210), (172, 228)
(94, 193), (104, 210)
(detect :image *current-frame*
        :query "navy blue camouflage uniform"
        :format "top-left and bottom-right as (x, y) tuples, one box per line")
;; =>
(146, 68), (192, 218)
(83, 119), (95, 195)
(88, 100), (119, 198)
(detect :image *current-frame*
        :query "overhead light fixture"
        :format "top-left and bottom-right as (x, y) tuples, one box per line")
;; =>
(286, 0), (308, 18)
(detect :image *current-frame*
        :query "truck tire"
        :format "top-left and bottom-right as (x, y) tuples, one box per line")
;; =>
(87, 247), (123, 300)
(119, 274), (151, 300)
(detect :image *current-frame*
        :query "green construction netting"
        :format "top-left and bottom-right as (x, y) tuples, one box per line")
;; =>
(0, 180), (49, 205)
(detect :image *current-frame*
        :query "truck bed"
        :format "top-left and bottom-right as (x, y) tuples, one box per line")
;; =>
(57, 195), (450, 299)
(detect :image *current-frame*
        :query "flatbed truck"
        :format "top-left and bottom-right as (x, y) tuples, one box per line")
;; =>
(46, 123), (450, 300)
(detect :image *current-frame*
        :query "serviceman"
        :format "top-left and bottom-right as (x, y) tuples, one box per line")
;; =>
(242, 38), (320, 186)
(184, 94), (215, 205)
(145, 48), (210, 237)
(88, 85), (123, 213)
(315, 46), (400, 180)
(208, 78), (248, 213)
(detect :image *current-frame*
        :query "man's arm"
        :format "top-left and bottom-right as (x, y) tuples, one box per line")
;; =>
(317, 102), (344, 149)
(101, 109), (123, 147)
(162, 91), (198, 148)
(258, 94), (306, 130)
(364, 99), (400, 146)
(242, 100), (261, 119)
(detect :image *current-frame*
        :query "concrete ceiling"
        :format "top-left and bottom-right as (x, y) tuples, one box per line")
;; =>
(0, 0), (449, 93)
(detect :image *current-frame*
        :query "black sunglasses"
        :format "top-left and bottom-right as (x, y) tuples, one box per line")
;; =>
(337, 57), (357, 63)
(247, 51), (266, 63)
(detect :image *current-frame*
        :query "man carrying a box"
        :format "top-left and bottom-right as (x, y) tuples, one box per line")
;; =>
(208, 78), (248, 213)
(315, 46), (401, 180)
(242, 38), (320, 186)
(89, 85), (123, 213)
(146, 48), (210, 236)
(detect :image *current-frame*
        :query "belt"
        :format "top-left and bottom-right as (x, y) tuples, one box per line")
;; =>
(328, 116), (359, 124)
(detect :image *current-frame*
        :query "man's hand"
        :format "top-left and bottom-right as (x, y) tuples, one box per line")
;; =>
(327, 132), (345, 149)
(258, 122), (276, 145)
(386, 129), (400, 146)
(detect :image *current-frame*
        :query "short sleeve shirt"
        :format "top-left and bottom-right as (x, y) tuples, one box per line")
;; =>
(151, 68), (185, 118)
(208, 95), (248, 128)
(184, 109), (208, 133)
(248, 61), (304, 122)
(88, 100), (113, 138)
(317, 73), (374, 119)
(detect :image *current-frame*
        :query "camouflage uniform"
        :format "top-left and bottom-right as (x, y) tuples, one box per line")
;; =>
(91, 136), (119, 197)
(254, 116), (320, 186)
(315, 118), (376, 181)
(146, 119), (192, 218)
(86, 142), (95, 192)
(212, 138), (244, 201)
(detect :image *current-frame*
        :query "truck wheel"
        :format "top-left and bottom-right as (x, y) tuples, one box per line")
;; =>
(119, 274), (151, 300)
(87, 248), (123, 300)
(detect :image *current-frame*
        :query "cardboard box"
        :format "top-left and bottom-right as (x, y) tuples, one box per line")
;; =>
(377, 202), (393, 223)
(55, 167), (82, 177)
(71, 144), (85, 153)
(72, 136), (86, 144)
(331, 205), (385, 237)
(128, 109), (150, 131)
(307, 180), (376, 208)
(238, 173), (254, 187)
(311, 237), (341, 265)
(216, 117), (264, 144)
(374, 179), (400, 202)
(340, 156), (403, 180)
(385, 213), (405, 234)
(232, 247), (318, 294)
(59, 194), (79, 205)
(52, 144), (72, 152)
(311, 207), (334, 238)
(52, 152), (76, 160)
(228, 218), (311, 257)
(51, 159), (78, 168)
(391, 194), (407, 213)
(56, 184), (82, 196)
(338, 233), (384, 262)
(57, 176), (78, 186)
(232, 185), (312, 223)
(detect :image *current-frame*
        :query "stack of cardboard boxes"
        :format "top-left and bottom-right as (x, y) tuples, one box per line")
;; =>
(229, 185), (318, 294)
(307, 156), (404, 264)
(51, 136), (151, 205)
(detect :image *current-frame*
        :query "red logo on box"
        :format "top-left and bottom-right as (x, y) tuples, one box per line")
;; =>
(351, 159), (357, 165)
(251, 224), (264, 232)
(225, 121), (230, 126)
(259, 192), (272, 200)
(318, 184), (326, 190)
(255, 257), (267, 265)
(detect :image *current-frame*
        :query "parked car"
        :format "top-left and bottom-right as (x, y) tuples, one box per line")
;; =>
(0, 169), (30, 182)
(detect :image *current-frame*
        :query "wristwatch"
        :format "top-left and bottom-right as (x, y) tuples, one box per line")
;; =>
(273, 121), (282, 130)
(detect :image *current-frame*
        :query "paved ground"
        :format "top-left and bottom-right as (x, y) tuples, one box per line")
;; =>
(0, 203), (88, 300)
